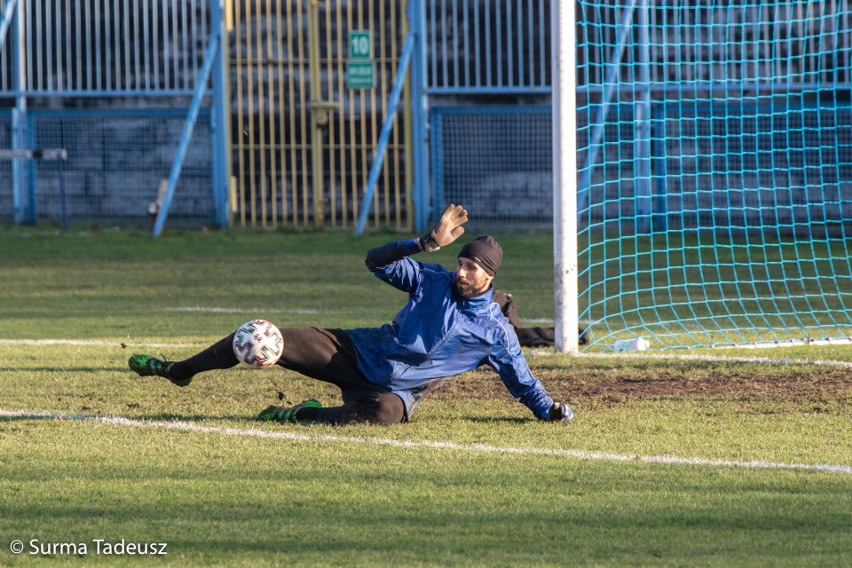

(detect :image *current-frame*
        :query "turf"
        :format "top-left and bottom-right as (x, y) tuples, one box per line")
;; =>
(0, 226), (850, 566)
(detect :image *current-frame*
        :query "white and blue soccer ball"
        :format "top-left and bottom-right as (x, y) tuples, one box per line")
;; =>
(232, 319), (284, 368)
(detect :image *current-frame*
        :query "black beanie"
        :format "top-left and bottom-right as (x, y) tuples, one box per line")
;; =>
(458, 235), (503, 276)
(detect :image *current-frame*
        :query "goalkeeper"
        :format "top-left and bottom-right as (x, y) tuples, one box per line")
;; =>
(128, 204), (574, 425)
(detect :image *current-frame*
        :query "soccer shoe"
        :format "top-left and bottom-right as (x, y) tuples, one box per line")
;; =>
(256, 399), (322, 423)
(127, 354), (193, 387)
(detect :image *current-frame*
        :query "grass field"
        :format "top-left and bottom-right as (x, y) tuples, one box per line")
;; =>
(0, 225), (850, 567)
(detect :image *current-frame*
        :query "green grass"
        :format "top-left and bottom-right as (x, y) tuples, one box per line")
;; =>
(0, 226), (850, 566)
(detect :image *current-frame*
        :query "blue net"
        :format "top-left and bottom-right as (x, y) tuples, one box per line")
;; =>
(576, 1), (852, 349)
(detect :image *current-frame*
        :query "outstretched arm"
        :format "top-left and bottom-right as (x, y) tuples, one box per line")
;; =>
(365, 203), (469, 270)
(489, 331), (574, 423)
(365, 238), (423, 272)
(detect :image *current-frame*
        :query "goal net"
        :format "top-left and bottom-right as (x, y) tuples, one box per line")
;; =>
(575, 1), (852, 349)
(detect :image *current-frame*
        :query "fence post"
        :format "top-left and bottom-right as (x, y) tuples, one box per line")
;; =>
(10, 0), (27, 224)
(152, 31), (221, 237)
(409, 0), (430, 233)
(211, 0), (230, 229)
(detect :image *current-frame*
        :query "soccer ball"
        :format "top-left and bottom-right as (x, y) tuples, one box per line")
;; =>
(232, 319), (284, 368)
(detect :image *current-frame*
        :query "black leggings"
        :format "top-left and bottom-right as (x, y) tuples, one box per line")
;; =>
(171, 327), (405, 425)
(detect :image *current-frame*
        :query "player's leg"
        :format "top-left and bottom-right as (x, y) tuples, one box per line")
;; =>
(275, 327), (366, 384)
(259, 327), (406, 425)
(307, 388), (405, 424)
(131, 326), (405, 424)
(128, 326), (347, 386)
(128, 333), (238, 386)
(259, 389), (405, 425)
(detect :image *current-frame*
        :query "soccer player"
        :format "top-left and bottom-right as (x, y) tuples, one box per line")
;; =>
(128, 204), (574, 425)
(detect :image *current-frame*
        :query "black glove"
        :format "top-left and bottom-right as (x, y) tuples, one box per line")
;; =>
(548, 402), (574, 423)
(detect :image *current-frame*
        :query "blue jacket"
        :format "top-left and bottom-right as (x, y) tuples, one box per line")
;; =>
(346, 239), (555, 420)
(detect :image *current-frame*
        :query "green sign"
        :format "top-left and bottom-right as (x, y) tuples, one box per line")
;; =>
(346, 61), (375, 89)
(349, 31), (372, 60)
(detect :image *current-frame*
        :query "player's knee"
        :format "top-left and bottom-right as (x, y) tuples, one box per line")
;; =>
(366, 396), (405, 425)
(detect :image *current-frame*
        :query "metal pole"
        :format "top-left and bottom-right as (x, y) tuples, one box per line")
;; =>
(308, 0), (325, 229)
(552, 0), (579, 354)
(355, 33), (415, 235)
(211, 0), (231, 229)
(11, 0), (27, 224)
(152, 31), (221, 237)
(409, 0), (430, 232)
(634, 0), (653, 233)
(577, 0), (638, 215)
(0, 0), (20, 52)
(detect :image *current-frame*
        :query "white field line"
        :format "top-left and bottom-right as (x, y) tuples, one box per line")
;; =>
(1, 409), (850, 475)
(0, 339), (205, 348)
(525, 349), (852, 368)
(166, 306), (320, 314)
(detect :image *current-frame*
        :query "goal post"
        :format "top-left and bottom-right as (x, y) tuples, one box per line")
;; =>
(552, 0), (580, 354)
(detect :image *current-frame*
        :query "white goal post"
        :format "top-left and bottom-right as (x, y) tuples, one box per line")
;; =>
(552, 0), (580, 354)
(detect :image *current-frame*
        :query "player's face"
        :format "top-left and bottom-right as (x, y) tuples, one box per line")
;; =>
(454, 257), (494, 298)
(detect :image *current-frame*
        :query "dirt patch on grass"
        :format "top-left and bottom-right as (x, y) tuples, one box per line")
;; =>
(435, 362), (852, 411)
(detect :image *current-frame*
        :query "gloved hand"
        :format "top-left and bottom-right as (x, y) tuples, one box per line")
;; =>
(548, 402), (574, 423)
(420, 204), (469, 251)
(432, 203), (469, 246)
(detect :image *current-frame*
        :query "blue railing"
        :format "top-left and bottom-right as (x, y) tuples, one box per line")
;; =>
(0, 0), (228, 234)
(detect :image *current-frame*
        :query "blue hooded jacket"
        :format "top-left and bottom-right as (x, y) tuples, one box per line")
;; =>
(346, 239), (555, 420)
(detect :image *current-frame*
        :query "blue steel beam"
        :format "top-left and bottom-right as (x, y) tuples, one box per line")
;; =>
(0, 0), (19, 53)
(152, 29), (220, 237)
(411, 0), (430, 232)
(355, 32), (416, 236)
(210, 0), (230, 229)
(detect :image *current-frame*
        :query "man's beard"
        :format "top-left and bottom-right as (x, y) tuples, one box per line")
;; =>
(454, 278), (486, 298)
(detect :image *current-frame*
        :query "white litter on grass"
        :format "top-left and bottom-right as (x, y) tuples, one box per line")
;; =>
(1, 409), (849, 476)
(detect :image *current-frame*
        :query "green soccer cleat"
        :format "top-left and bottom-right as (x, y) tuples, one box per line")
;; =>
(127, 354), (193, 387)
(256, 399), (322, 423)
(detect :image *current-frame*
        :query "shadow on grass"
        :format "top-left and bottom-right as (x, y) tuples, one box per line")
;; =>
(2, 409), (537, 428)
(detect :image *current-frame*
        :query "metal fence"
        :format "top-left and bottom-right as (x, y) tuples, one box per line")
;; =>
(0, 0), (224, 230)
(2, 1), (851, 232)
(226, 0), (412, 231)
(0, 0), (210, 96)
(0, 108), (214, 226)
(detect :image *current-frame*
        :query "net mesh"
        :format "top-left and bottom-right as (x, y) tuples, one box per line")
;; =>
(432, 107), (552, 228)
(575, 1), (852, 348)
(432, 1), (852, 349)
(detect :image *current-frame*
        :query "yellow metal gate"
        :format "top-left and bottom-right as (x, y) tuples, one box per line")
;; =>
(226, 0), (412, 231)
